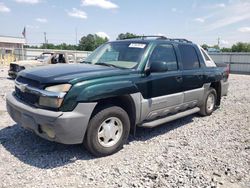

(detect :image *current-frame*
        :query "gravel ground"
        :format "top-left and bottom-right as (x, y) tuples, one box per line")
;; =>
(0, 66), (249, 188)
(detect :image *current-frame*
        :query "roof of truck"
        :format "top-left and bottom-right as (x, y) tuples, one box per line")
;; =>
(115, 36), (195, 45)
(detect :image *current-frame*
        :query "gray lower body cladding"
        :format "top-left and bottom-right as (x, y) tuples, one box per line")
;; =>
(6, 92), (97, 144)
(132, 81), (229, 126)
(139, 87), (205, 122)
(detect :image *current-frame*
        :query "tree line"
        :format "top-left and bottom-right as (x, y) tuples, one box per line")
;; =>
(25, 33), (250, 52)
(24, 32), (138, 51)
(202, 42), (250, 52)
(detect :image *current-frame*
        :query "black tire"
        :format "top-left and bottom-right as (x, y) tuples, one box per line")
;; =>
(199, 88), (217, 116)
(84, 106), (130, 157)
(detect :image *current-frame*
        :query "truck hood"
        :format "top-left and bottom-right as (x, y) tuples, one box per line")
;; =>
(18, 63), (133, 84)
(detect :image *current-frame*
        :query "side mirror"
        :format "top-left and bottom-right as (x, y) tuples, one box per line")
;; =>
(150, 61), (168, 73)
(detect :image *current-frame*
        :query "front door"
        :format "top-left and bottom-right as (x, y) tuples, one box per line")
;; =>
(138, 43), (184, 120)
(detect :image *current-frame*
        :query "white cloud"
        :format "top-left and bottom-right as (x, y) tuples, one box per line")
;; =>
(67, 8), (87, 19)
(26, 25), (39, 29)
(171, 8), (177, 12)
(194, 18), (205, 23)
(238, 27), (250, 33)
(202, 3), (226, 9)
(155, 33), (165, 36)
(96, 32), (110, 39)
(36, 18), (47, 23)
(221, 40), (229, 45)
(214, 3), (226, 8)
(205, 2), (250, 31)
(81, 0), (118, 9)
(0, 3), (10, 12)
(15, 0), (40, 4)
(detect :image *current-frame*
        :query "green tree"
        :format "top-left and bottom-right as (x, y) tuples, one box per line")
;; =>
(78, 34), (108, 51)
(56, 43), (77, 50)
(201, 44), (209, 50)
(24, 45), (39, 49)
(212, 45), (220, 49)
(117, 32), (138, 40)
(221, 47), (232, 52)
(231, 42), (250, 52)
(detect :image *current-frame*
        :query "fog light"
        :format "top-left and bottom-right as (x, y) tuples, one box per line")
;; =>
(41, 125), (55, 139)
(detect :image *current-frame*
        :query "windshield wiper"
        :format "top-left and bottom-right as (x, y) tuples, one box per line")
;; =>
(95, 62), (122, 69)
(81, 60), (92, 64)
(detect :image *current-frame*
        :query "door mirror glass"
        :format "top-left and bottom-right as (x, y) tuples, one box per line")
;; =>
(150, 61), (168, 72)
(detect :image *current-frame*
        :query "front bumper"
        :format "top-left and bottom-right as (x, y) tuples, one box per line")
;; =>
(6, 92), (97, 144)
(8, 70), (17, 78)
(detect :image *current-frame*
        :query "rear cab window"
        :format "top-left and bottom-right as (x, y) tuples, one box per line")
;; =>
(179, 44), (200, 70)
(200, 47), (216, 67)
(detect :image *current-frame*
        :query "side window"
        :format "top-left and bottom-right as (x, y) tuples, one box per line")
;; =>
(149, 44), (178, 71)
(179, 45), (200, 70)
(201, 48), (211, 61)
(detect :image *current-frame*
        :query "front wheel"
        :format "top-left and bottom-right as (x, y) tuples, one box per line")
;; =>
(84, 106), (130, 157)
(199, 88), (217, 116)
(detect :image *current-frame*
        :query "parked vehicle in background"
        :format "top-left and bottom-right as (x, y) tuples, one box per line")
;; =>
(207, 47), (220, 53)
(8, 52), (76, 78)
(6, 36), (229, 157)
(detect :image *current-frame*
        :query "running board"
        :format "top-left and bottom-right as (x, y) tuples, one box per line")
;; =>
(140, 107), (200, 128)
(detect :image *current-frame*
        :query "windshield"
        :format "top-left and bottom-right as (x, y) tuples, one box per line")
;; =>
(82, 41), (148, 69)
(36, 53), (53, 62)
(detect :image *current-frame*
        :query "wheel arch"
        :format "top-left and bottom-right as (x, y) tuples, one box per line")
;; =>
(88, 95), (137, 135)
(210, 81), (221, 106)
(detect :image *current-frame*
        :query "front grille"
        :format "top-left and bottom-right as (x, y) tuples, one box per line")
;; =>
(16, 76), (40, 88)
(15, 76), (41, 106)
(15, 86), (39, 106)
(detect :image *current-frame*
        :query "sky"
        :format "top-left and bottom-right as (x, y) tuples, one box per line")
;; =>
(0, 0), (250, 47)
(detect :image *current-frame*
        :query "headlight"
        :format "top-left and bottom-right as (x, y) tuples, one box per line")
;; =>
(45, 84), (71, 92)
(39, 84), (72, 108)
(39, 97), (64, 108)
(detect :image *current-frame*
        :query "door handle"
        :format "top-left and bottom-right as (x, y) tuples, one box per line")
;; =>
(175, 76), (182, 82)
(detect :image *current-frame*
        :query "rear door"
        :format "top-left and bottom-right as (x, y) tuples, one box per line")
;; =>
(178, 44), (204, 104)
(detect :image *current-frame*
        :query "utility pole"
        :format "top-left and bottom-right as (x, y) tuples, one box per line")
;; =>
(75, 27), (78, 46)
(75, 27), (78, 62)
(217, 37), (220, 49)
(44, 32), (47, 49)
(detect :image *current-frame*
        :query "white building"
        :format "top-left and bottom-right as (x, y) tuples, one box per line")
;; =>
(0, 35), (26, 64)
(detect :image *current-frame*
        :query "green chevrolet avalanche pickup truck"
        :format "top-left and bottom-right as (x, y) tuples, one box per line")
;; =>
(6, 36), (229, 156)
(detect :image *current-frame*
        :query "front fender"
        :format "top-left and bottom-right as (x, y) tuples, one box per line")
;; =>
(61, 80), (139, 111)
(77, 80), (139, 101)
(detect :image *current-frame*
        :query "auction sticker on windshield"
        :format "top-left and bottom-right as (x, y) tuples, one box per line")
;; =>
(129, 43), (146, 48)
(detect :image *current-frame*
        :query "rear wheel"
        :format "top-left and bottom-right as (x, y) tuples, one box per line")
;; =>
(84, 106), (130, 157)
(199, 88), (217, 116)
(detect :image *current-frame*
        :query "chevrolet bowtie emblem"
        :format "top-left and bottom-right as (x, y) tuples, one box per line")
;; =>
(19, 84), (28, 92)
